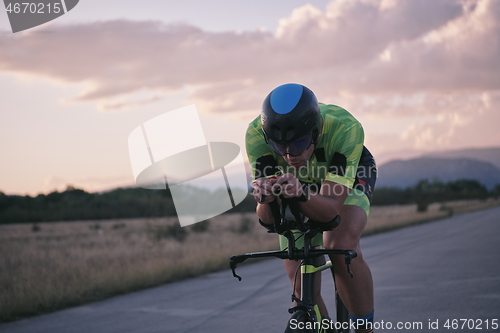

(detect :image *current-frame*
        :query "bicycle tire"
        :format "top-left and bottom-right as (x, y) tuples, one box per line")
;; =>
(284, 310), (316, 333)
(335, 291), (352, 333)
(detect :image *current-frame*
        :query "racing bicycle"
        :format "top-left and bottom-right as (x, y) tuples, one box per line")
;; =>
(230, 193), (357, 333)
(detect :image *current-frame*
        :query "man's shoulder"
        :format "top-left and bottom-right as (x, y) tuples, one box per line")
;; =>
(319, 103), (359, 123)
(246, 114), (269, 155)
(246, 114), (264, 141)
(319, 103), (362, 135)
(247, 114), (262, 130)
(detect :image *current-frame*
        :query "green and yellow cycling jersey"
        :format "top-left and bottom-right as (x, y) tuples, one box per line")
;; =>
(246, 103), (365, 190)
(246, 103), (368, 250)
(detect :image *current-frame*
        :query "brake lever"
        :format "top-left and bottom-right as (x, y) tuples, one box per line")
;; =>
(230, 256), (242, 281)
(345, 251), (357, 278)
(232, 269), (242, 281)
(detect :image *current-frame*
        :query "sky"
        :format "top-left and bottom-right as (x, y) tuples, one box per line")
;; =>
(0, 0), (499, 196)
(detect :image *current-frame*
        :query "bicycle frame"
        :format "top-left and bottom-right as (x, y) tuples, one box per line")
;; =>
(230, 196), (357, 332)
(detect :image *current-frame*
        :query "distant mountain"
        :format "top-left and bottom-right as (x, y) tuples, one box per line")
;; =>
(422, 147), (500, 169)
(377, 157), (500, 190)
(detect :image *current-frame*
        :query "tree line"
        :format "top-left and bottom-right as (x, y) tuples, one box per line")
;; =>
(372, 179), (500, 211)
(1, 179), (499, 224)
(0, 186), (256, 224)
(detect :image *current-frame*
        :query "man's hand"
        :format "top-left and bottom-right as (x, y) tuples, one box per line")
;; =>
(253, 173), (305, 203)
(273, 173), (303, 199)
(252, 177), (278, 204)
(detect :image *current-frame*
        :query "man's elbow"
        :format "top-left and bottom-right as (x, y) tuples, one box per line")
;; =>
(315, 210), (341, 223)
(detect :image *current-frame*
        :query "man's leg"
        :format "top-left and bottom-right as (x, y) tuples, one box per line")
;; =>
(323, 204), (374, 318)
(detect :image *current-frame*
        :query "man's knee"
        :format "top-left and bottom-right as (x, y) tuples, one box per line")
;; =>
(324, 205), (367, 249)
(324, 234), (360, 251)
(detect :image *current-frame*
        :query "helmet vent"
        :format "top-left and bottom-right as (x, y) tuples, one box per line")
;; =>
(271, 125), (282, 141)
(285, 127), (295, 141)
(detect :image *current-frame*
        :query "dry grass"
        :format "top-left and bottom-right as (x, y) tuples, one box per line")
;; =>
(0, 213), (276, 322)
(1, 198), (499, 323)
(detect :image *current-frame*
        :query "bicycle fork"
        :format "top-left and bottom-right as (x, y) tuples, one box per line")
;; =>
(287, 256), (331, 333)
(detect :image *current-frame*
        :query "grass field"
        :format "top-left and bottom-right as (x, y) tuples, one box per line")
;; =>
(366, 198), (500, 235)
(1, 198), (499, 322)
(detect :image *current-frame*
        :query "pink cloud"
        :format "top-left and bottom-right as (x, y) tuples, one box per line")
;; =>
(0, 0), (499, 153)
(0, 1), (489, 106)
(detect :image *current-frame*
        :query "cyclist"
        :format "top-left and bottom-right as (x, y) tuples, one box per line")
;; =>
(246, 83), (376, 333)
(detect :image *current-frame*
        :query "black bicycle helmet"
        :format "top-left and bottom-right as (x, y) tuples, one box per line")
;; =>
(261, 83), (322, 155)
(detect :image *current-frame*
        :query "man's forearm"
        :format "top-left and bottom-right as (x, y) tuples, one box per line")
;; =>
(256, 202), (275, 225)
(298, 193), (343, 222)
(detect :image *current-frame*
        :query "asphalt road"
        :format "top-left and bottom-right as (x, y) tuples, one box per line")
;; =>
(2, 206), (500, 333)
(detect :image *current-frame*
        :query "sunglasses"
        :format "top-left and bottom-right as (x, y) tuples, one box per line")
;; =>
(268, 131), (313, 157)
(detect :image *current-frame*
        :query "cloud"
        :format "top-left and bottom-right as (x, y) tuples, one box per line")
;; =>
(352, 0), (500, 93)
(276, 0), (463, 65)
(0, 1), (491, 104)
(97, 94), (162, 111)
(0, 20), (275, 109)
(0, 0), (499, 152)
(364, 90), (500, 157)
